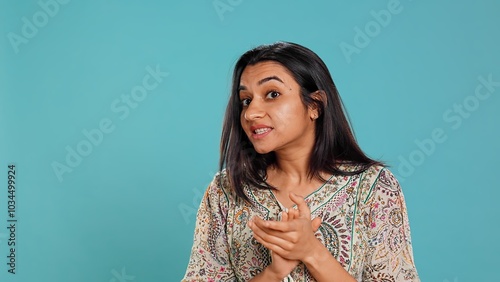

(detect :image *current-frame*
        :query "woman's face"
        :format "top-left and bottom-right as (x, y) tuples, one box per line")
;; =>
(239, 61), (317, 155)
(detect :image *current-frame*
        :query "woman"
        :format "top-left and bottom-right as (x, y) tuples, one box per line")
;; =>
(182, 42), (419, 281)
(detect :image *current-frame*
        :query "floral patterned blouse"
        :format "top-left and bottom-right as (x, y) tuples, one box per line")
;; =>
(182, 165), (420, 281)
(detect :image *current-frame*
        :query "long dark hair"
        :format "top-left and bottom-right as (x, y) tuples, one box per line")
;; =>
(220, 42), (381, 202)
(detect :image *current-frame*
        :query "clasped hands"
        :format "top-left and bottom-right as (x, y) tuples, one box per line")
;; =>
(247, 192), (322, 279)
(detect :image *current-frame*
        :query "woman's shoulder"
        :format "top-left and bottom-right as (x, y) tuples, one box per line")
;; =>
(347, 164), (405, 204)
(206, 169), (238, 202)
(337, 163), (401, 194)
(337, 162), (384, 178)
(362, 164), (400, 188)
(337, 162), (397, 180)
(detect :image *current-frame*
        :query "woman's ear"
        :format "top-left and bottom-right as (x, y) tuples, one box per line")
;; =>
(309, 90), (327, 120)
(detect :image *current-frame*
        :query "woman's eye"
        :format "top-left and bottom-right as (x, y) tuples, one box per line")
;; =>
(241, 98), (251, 107)
(266, 91), (280, 99)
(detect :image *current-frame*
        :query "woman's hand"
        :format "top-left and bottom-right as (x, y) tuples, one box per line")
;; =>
(249, 193), (356, 282)
(263, 209), (301, 279)
(248, 193), (322, 276)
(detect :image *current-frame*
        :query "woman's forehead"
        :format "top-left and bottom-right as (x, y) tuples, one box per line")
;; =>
(240, 61), (295, 86)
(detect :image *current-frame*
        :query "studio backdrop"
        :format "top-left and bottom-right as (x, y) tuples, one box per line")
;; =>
(1, 1), (499, 281)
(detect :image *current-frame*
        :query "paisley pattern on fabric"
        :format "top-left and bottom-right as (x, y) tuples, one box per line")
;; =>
(182, 165), (420, 281)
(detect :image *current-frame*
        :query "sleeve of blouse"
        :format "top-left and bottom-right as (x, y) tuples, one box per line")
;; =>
(182, 173), (236, 282)
(362, 168), (420, 282)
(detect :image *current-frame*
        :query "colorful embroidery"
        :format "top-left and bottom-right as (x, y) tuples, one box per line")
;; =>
(182, 165), (419, 281)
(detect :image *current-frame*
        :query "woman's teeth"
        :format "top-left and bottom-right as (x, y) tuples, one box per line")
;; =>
(254, 128), (270, 134)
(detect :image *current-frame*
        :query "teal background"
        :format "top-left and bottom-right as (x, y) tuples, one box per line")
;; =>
(1, 0), (499, 281)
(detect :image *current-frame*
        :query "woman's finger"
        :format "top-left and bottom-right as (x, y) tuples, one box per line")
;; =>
(311, 217), (322, 231)
(251, 216), (295, 233)
(252, 230), (293, 258)
(289, 207), (299, 220)
(289, 193), (311, 219)
(281, 210), (289, 221)
(249, 220), (294, 251)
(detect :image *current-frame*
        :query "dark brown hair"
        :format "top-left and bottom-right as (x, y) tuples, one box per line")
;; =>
(220, 42), (381, 202)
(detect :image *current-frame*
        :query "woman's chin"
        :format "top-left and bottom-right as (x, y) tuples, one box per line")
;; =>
(253, 146), (272, 155)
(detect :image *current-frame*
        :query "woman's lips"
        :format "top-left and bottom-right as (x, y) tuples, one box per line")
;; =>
(250, 126), (273, 139)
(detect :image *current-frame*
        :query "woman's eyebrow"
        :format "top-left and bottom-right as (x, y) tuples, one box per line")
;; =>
(257, 75), (284, 85)
(238, 76), (285, 91)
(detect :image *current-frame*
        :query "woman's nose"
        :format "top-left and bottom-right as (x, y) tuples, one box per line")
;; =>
(243, 99), (265, 121)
